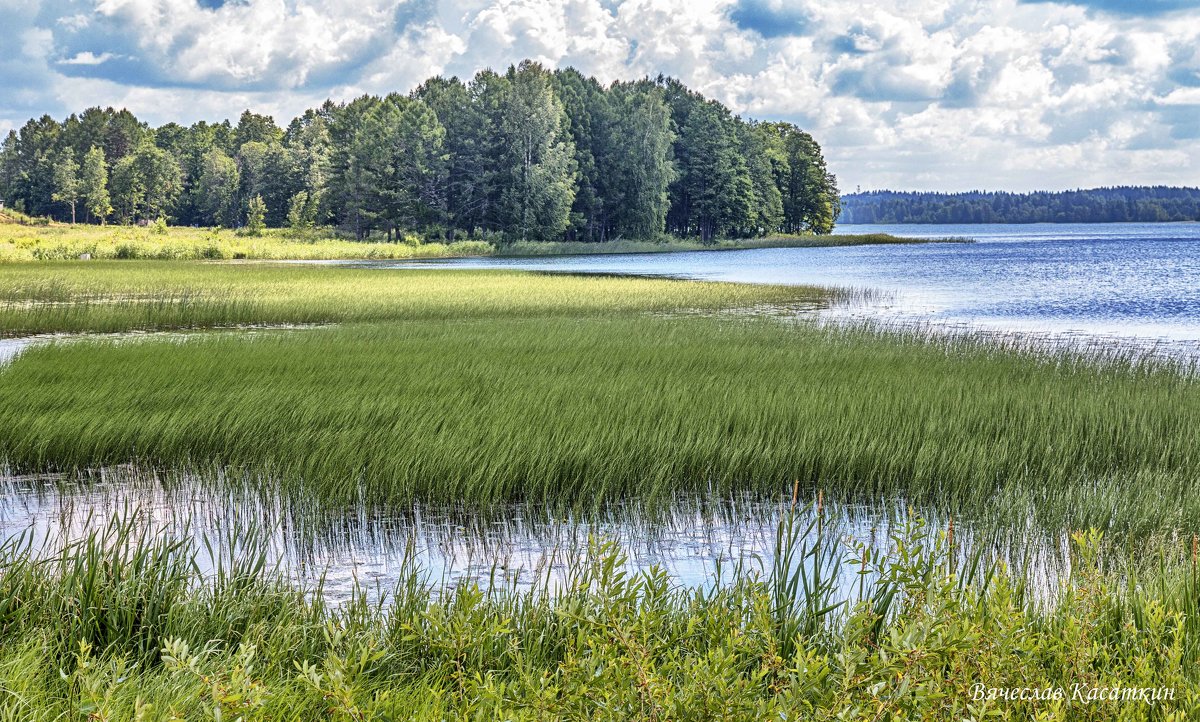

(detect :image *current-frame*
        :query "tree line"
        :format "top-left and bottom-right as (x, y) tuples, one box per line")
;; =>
(0, 61), (840, 242)
(840, 187), (1200, 224)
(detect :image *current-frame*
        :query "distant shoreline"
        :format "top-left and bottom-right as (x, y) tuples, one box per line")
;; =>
(495, 233), (972, 257)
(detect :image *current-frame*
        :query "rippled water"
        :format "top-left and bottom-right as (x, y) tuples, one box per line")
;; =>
(356, 222), (1200, 350)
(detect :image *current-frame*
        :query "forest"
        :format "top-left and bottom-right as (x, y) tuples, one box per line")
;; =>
(840, 187), (1200, 224)
(0, 61), (840, 243)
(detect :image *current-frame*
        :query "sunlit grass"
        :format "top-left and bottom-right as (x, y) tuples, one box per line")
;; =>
(0, 221), (953, 264)
(0, 222), (493, 262)
(0, 261), (834, 335)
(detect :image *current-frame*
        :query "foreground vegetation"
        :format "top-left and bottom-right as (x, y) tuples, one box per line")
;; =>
(3, 262), (1197, 716)
(1, 510), (1197, 720)
(1, 263), (1197, 535)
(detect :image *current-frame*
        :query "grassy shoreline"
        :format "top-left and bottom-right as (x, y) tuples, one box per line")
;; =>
(0, 218), (959, 263)
(2, 261), (1198, 718)
(497, 233), (969, 257)
(1, 262), (1197, 535)
(2, 509), (1197, 720)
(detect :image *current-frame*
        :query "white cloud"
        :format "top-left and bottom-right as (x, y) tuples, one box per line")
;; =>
(3, 0), (1199, 192)
(58, 51), (117, 65)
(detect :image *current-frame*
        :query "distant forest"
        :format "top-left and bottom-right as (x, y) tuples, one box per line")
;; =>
(840, 187), (1200, 224)
(0, 61), (840, 242)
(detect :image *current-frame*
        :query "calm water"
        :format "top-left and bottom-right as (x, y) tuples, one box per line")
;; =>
(0, 471), (1067, 605)
(367, 222), (1200, 349)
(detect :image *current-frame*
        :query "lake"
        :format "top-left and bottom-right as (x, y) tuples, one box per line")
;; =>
(361, 222), (1200, 352)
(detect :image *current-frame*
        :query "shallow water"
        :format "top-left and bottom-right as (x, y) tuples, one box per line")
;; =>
(342, 222), (1200, 352)
(0, 470), (1070, 606)
(0, 325), (327, 365)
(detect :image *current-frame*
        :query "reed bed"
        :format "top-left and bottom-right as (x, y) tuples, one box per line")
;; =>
(1, 508), (1197, 720)
(0, 261), (836, 335)
(2, 310), (1198, 534)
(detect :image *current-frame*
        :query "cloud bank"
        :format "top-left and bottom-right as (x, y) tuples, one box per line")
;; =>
(3, 0), (1198, 192)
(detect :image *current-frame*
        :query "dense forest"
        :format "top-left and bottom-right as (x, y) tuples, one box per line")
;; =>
(840, 187), (1200, 224)
(0, 61), (840, 242)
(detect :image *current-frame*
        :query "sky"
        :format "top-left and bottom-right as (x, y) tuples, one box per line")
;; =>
(2, 0), (1199, 193)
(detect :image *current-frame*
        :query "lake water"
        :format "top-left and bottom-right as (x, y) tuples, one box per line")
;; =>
(364, 222), (1200, 353)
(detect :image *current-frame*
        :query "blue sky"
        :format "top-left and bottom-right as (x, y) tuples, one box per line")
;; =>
(3, 0), (1198, 192)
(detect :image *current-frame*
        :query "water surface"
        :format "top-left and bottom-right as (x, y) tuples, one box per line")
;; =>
(355, 222), (1200, 351)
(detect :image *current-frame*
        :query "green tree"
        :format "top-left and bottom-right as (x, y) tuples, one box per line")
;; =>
(80, 146), (112, 224)
(765, 123), (839, 234)
(110, 143), (182, 223)
(51, 151), (81, 224)
(666, 90), (753, 242)
(415, 76), (494, 238)
(285, 109), (332, 227)
(739, 123), (785, 236)
(287, 190), (316, 230)
(234, 110), (283, 147)
(604, 82), (676, 239)
(497, 61), (577, 242)
(195, 148), (240, 226)
(245, 194), (266, 235)
(552, 68), (610, 241)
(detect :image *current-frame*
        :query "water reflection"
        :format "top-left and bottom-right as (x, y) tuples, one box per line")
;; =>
(0, 469), (1071, 608)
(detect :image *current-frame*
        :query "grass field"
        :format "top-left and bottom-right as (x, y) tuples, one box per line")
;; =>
(0, 216), (947, 263)
(0, 261), (837, 335)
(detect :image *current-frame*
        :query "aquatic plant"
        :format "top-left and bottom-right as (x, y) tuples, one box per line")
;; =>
(1, 509), (1197, 720)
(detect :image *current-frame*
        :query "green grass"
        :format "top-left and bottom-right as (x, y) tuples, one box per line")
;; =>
(1, 510), (1198, 720)
(0, 261), (834, 335)
(1, 271), (1197, 532)
(2, 256), (1197, 716)
(0, 219), (498, 262)
(0, 217), (958, 263)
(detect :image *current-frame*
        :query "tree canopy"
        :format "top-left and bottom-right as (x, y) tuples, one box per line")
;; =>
(0, 62), (841, 240)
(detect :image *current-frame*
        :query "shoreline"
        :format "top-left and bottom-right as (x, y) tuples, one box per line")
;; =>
(0, 221), (970, 263)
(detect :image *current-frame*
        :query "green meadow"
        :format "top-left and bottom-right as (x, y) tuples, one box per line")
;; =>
(3, 259), (1200, 718)
(0, 217), (938, 264)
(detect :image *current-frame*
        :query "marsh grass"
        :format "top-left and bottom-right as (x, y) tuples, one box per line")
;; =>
(2, 311), (1198, 534)
(0, 261), (838, 335)
(2, 507), (1199, 720)
(0, 223), (958, 264)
